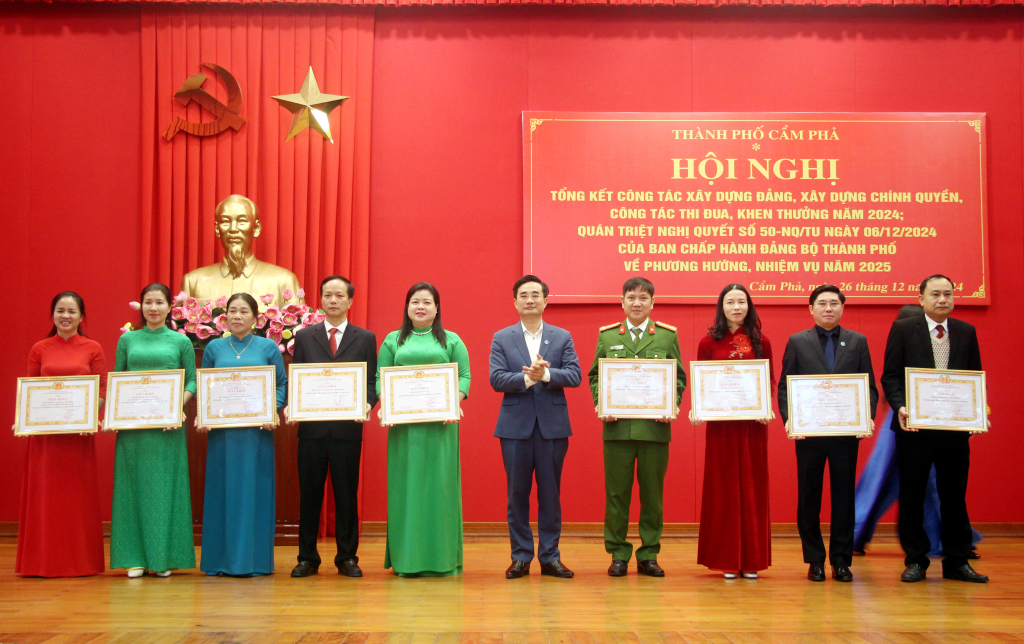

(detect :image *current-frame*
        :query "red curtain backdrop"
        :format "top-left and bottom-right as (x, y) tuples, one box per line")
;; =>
(140, 4), (374, 324)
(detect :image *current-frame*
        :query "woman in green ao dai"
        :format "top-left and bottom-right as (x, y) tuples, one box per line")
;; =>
(377, 282), (471, 577)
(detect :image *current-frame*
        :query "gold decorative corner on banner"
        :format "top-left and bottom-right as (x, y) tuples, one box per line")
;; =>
(530, 119), (546, 133)
(163, 63), (245, 141)
(273, 67), (348, 143)
(965, 120), (982, 136)
(971, 284), (985, 298)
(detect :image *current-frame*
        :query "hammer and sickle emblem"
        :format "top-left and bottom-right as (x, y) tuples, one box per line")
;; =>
(163, 63), (245, 140)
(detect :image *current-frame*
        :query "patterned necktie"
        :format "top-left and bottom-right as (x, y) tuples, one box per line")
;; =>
(632, 327), (642, 345)
(825, 331), (835, 372)
(329, 327), (339, 357)
(936, 324), (945, 339)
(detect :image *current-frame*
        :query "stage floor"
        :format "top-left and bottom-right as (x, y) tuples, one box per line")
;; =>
(2, 537), (1022, 641)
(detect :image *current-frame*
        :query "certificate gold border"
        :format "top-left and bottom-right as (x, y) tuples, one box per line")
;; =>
(104, 369), (185, 431)
(380, 363), (460, 426)
(14, 375), (100, 436)
(905, 367), (987, 432)
(689, 359), (771, 421)
(785, 373), (873, 438)
(597, 358), (677, 420)
(197, 365), (278, 429)
(288, 362), (368, 422)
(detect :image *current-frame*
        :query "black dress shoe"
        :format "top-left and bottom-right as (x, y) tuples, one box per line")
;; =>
(967, 550), (981, 560)
(506, 560), (530, 579)
(901, 563), (926, 582)
(608, 560), (628, 577)
(637, 560), (665, 577)
(540, 560), (574, 578)
(291, 561), (319, 577)
(831, 564), (853, 582)
(339, 558), (363, 577)
(943, 564), (989, 583)
(807, 563), (826, 582)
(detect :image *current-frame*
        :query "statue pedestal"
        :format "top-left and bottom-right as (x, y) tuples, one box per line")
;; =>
(185, 348), (301, 545)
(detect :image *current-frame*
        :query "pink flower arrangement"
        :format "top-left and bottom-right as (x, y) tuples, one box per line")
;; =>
(282, 289), (294, 301)
(195, 325), (217, 340)
(129, 301), (141, 310)
(124, 291), (319, 352)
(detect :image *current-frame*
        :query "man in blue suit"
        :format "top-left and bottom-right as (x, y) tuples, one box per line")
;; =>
(490, 275), (582, 579)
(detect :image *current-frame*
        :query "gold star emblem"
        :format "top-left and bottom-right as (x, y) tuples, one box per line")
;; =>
(272, 67), (347, 143)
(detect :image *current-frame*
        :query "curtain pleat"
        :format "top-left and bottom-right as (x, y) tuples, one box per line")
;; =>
(139, 4), (373, 327)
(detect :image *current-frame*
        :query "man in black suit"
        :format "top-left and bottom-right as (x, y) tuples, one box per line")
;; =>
(288, 275), (378, 578)
(779, 284), (878, 583)
(881, 274), (988, 583)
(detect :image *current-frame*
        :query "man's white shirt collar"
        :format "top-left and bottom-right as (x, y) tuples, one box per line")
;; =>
(325, 318), (349, 339)
(924, 314), (948, 335)
(628, 318), (649, 334)
(521, 321), (544, 339)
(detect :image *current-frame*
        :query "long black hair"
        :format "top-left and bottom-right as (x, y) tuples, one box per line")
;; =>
(398, 282), (447, 348)
(139, 283), (175, 329)
(708, 283), (764, 358)
(47, 291), (88, 338)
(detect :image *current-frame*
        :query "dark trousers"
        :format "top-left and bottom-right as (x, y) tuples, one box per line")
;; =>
(895, 429), (971, 570)
(500, 422), (569, 564)
(297, 437), (361, 567)
(796, 436), (859, 566)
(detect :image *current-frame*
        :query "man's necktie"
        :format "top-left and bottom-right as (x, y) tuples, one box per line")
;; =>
(632, 328), (642, 345)
(825, 332), (835, 372)
(936, 325), (945, 339)
(329, 327), (339, 357)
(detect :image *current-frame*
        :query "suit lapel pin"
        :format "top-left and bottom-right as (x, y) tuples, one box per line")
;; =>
(544, 339), (549, 345)
(840, 341), (846, 346)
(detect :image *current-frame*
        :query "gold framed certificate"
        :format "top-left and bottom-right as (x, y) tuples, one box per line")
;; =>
(105, 370), (185, 430)
(289, 362), (368, 422)
(14, 375), (100, 436)
(905, 367), (987, 432)
(786, 374), (873, 438)
(380, 363), (460, 425)
(598, 359), (677, 420)
(197, 365), (278, 428)
(690, 359), (771, 421)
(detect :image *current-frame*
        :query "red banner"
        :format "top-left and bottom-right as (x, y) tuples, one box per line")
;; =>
(523, 112), (989, 304)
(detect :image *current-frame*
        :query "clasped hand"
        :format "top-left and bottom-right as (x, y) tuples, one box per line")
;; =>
(522, 354), (549, 382)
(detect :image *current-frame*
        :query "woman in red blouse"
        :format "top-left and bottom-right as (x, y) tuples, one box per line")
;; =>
(691, 283), (774, 580)
(15, 292), (107, 577)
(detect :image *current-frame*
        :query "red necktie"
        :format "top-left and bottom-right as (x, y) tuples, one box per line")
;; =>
(935, 325), (944, 339)
(329, 327), (338, 356)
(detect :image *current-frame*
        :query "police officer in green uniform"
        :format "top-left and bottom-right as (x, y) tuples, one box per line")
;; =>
(588, 276), (686, 577)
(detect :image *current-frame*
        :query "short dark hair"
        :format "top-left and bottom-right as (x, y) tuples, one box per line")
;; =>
(622, 276), (655, 297)
(226, 292), (260, 317)
(897, 304), (924, 320)
(320, 275), (354, 298)
(513, 275), (549, 299)
(920, 274), (955, 294)
(809, 284), (846, 306)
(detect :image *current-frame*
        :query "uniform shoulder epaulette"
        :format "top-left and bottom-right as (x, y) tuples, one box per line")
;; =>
(599, 322), (621, 332)
(654, 321), (677, 332)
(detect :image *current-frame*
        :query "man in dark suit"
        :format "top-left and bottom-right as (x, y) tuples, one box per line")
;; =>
(881, 274), (988, 583)
(288, 275), (378, 578)
(779, 284), (878, 583)
(490, 275), (581, 579)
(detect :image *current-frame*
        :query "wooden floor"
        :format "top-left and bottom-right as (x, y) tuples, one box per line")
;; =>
(2, 536), (1022, 641)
